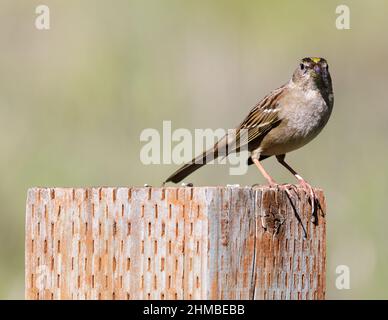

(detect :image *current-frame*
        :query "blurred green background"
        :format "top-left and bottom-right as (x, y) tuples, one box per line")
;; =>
(1, 0), (388, 299)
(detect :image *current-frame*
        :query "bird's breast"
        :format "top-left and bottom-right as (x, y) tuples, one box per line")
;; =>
(259, 89), (333, 156)
(287, 91), (331, 137)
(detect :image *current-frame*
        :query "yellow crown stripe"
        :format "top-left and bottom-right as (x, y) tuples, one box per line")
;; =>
(311, 57), (321, 63)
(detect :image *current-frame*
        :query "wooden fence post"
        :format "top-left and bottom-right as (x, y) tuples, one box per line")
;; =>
(25, 186), (326, 300)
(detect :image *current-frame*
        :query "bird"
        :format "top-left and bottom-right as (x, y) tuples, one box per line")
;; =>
(163, 57), (333, 210)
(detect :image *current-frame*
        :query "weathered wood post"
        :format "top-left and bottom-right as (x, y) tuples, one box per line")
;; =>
(25, 186), (326, 300)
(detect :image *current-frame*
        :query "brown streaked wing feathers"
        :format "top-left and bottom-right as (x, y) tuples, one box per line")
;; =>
(228, 85), (285, 153)
(163, 85), (285, 184)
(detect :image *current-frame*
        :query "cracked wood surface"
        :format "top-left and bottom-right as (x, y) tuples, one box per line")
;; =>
(25, 186), (326, 300)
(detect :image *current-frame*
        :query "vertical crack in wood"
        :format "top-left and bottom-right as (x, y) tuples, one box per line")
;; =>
(250, 188), (258, 300)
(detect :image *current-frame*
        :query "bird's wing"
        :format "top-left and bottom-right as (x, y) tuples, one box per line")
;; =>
(228, 85), (286, 153)
(163, 85), (287, 184)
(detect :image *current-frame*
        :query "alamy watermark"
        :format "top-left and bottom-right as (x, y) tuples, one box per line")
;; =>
(140, 121), (249, 176)
(35, 5), (50, 30)
(335, 265), (350, 290)
(336, 5), (350, 30)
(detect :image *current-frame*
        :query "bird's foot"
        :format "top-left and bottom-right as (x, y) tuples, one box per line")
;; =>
(267, 178), (278, 188)
(252, 177), (277, 188)
(297, 179), (318, 221)
(258, 179), (299, 205)
(277, 183), (300, 204)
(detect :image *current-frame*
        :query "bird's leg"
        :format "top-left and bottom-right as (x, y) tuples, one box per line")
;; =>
(252, 158), (277, 186)
(276, 154), (317, 216)
(252, 158), (298, 216)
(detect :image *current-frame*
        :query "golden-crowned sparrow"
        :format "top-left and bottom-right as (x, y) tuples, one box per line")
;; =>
(164, 57), (333, 205)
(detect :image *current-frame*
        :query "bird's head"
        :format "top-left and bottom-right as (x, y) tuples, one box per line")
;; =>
(292, 57), (332, 91)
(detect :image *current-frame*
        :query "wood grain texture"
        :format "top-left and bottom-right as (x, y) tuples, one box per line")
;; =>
(25, 186), (326, 300)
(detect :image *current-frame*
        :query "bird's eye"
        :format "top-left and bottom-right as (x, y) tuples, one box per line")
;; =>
(300, 63), (305, 70)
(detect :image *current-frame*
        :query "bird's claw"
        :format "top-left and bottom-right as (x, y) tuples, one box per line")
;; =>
(276, 183), (300, 204)
(298, 179), (318, 221)
(275, 182), (319, 223)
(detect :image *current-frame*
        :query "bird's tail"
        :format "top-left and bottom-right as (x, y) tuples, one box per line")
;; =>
(163, 136), (228, 184)
(163, 162), (205, 184)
